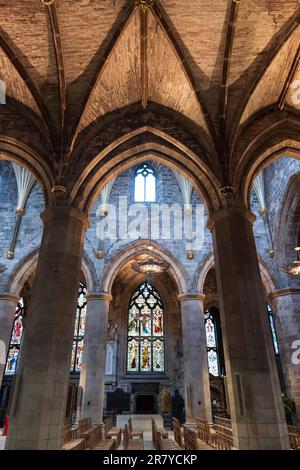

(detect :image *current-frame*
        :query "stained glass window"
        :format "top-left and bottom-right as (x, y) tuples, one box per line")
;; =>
(5, 298), (25, 375)
(4, 285), (87, 376)
(134, 164), (156, 202)
(71, 283), (87, 372)
(204, 309), (219, 376)
(127, 281), (164, 373)
(267, 304), (279, 355)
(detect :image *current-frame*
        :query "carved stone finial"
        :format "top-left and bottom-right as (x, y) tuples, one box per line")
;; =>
(136, 0), (154, 10)
(40, 0), (55, 5)
(259, 208), (269, 217)
(219, 185), (236, 199)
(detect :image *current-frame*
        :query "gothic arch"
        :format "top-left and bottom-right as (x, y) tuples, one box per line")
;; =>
(0, 136), (54, 206)
(101, 240), (189, 295)
(236, 132), (300, 209)
(6, 249), (96, 295)
(194, 252), (277, 297)
(274, 171), (300, 267)
(70, 127), (222, 215)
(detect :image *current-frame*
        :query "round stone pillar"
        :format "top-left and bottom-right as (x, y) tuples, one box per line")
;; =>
(208, 207), (289, 450)
(178, 293), (212, 423)
(5, 206), (88, 450)
(268, 288), (300, 424)
(78, 293), (112, 425)
(0, 293), (20, 388)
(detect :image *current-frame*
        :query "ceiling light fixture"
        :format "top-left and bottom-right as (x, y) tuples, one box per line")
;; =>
(132, 258), (169, 275)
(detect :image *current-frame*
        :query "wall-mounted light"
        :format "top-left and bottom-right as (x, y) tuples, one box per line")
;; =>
(40, 0), (55, 5)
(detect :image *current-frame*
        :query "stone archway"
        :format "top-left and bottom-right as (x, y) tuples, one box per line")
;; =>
(101, 239), (189, 296)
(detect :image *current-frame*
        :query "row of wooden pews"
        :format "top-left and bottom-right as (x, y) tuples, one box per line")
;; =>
(172, 417), (215, 450)
(179, 416), (300, 451)
(152, 418), (181, 450)
(62, 417), (121, 450)
(123, 424), (144, 450)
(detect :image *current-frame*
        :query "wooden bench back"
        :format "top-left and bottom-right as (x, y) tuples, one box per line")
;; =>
(87, 425), (103, 449)
(78, 417), (92, 434)
(123, 424), (130, 450)
(288, 425), (300, 450)
(172, 417), (183, 448)
(128, 417), (133, 434)
(63, 425), (79, 444)
(195, 417), (211, 444)
(183, 426), (198, 450)
(214, 416), (231, 429)
(214, 424), (233, 450)
(104, 416), (113, 435)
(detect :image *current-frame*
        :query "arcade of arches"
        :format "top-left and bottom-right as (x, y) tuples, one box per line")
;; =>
(0, 0), (300, 451)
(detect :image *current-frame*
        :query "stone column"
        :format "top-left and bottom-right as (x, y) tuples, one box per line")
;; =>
(78, 293), (112, 425)
(0, 294), (20, 388)
(178, 293), (212, 423)
(268, 288), (300, 424)
(5, 206), (88, 450)
(208, 207), (289, 450)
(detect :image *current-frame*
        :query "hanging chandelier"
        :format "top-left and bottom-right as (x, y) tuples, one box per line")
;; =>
(282, 247), (300, 277)
(132, 257), (169, 275)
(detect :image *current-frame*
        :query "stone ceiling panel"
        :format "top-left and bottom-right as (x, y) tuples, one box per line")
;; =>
(229, 0), (300, 86)
(0, 48), (41, 118)
(56, 0), (128, 84)
(241, 26), (300, 124)
(78, 8), (141, 132)
(147, 9), (208, 132)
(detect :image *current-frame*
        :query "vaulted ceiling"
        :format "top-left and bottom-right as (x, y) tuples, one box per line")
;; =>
(0, 0), (299, 187)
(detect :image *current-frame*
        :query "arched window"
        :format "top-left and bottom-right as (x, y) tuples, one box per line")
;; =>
(5, 298), (25, 375)
(71, 283), (87, 372)
(127, 281), (164, 373)
(134, 164), (156, 202)
(204, 309), (220, 376)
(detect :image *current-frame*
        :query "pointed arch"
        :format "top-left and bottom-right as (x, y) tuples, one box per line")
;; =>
(100, 240), (188, 295)
(70, 126), (222, 215)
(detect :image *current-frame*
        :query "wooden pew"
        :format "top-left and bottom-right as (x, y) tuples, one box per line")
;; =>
(172, 417), (184, 448)
(62, 425), (86, 450)
(151, 418), (169, 450)
(288, 425), (300, 450)
(195, 417), (215, 446)
(123, 424), (144, 450)
(213, 417), (233, 450)
(128, 417), (143, 439)
(78, 417), (99, 444)
(104, 416), (121, 439)
(152, 419), (180, 450)
(183, 425), (214, 451)
(214, 416), (232, 429)
(88, 424), (117, 450)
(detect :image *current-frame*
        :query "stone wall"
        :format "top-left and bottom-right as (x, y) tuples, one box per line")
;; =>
(1, 157), (298, 295)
